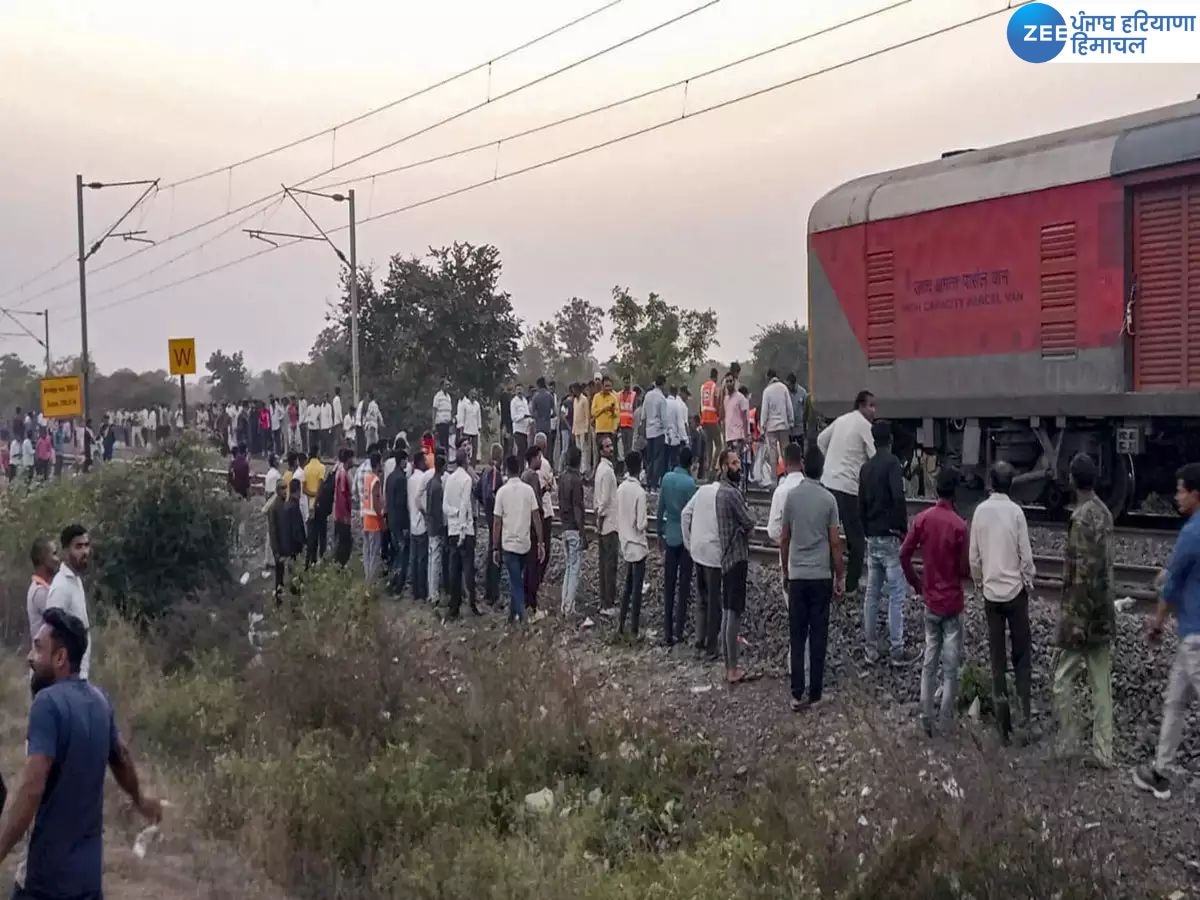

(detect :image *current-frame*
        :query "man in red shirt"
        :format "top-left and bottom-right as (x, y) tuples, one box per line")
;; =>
(901, 466), (969, 737)
(333, 447), (354, 566)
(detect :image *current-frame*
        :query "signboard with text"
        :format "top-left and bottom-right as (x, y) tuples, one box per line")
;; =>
(40, 376), (82, 418)
(168, 338), (197, 376)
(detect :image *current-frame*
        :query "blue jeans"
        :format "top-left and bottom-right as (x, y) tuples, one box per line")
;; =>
(864, 535), (907, 655)
(503, 550), (528, 623)
(389, 531), (409, 594)
(561, 530), (582, 615)
(921, 611), (962, 727)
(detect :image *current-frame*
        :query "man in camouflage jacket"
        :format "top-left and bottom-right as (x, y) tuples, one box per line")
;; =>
(1053, 454), (1116, 767)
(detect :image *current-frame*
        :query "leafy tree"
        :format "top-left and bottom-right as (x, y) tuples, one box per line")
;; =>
(322, 243), (521, 432)
(92, 369), (176, 413)
(517, 319), (562, 386)
(554, 297), (604, 384)
(0, 354), (39, 424)
(205, 350), (250, 403)
(748, 321), (809, 390)
(607, 286), (718, 385)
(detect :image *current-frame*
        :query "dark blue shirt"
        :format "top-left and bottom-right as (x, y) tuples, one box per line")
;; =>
(1165, 513), (1200, 638)
(25, 678), (118, 898)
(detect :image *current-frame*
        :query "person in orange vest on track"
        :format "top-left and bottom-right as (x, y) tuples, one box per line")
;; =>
(699, 367), (721, 480)
(618, 376), (637, 462)
(361, 450), (386, 581)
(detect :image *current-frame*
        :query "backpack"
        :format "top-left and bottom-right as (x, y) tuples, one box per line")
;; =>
(316, 468), (337, 518)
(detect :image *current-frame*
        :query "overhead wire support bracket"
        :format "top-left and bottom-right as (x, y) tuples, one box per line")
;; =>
(280, 185), (349, 265)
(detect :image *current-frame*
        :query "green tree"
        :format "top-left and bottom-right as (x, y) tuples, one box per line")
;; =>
(323, 243), (521, 432)
(554, 297), (604, 384)
(748, 321), (809, 390)
(0, 354), (39, 423)
(205, 350), (250, 403)
(607, 286), (718, 385)
(517, 319), (562, 386)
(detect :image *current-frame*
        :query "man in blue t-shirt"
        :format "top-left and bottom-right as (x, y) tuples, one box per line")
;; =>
(0, 608), (161, 899)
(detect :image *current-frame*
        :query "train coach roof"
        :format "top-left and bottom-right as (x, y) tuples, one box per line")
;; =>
(809, 98), (1200, 233)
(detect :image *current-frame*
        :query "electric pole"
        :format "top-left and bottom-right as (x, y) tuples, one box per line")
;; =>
(348, 188), (359, 409)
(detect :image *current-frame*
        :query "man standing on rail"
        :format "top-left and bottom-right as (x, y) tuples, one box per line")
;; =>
(786, 373), (807, 449)
(778, 445), (843, 711)
(386, 446), (410, 595)
(759, 369), (794, 489)
(521, 446), (548, 621)
(699, 368), (721, 480)
(407, 452), (431, 601)
(859, 421), (916, 666)
(304, 447), (327, 567)
(1052, 453), (1115, 768)
(477, 443), (505, 607)
(456, 388), (482, 463)
(332, 387), (344, 451)
(682, 461), (723, 661)
(721, 373), (750, 495)
(510, 383), (532, 460)
(970, 461), (1037, 745)
(643, 376), (667, 490)
(617, 450), (649, 638)
(332, 448), (354, 566)
(444, 446), (480, 619)
(360, 450), (385, 581)
(572, 383), (591, 477)
(591, 375), (620, 475)
(901, 466), (969, 737)
(618, 377), (636, 462)
(558, 444), (586, 617)
(716, 448), (755, 684)
(817, 390), (877, 597)
(1134, 463), (1200, 800)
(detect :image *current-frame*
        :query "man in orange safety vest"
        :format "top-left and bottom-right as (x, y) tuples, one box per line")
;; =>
(699, 367), (721, 480)
(618, 376), (636, 461)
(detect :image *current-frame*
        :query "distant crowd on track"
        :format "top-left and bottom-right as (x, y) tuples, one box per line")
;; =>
(3, 371), (1200, 900)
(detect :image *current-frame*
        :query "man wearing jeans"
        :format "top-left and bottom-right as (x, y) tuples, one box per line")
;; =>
(902, 467), (969, 737)
(1134, 463), (1200, 800)
(658, 447), (697, 646)
(858, 421), (914, 666)
(492, 455), (543, 625)
(558, 446), (586, 616)
(970, 461), (1037, 744)
(779, 446), (843, 712)
(444, 447), (481, 619)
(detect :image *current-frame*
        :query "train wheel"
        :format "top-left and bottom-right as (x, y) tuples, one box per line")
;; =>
(1103, 452), (1134, 519)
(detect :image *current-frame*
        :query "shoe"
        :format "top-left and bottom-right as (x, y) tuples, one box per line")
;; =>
(1132, 765), (1171, 800)
(531, 609), (548, 623)
(920, 716), (933, 739)
(890, 648), (920, 668)
(864, 646), (881, 665)
(790, 697), (806, 713)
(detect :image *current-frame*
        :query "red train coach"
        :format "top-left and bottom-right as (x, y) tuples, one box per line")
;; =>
(808, 98), (1200, 515)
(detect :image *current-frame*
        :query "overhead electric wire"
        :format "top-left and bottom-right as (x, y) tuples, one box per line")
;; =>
(162, 0), (627, 190)
(5, 0), (713, 310)
(76, 1), (1028, 322)
(312, 0), (912, 194)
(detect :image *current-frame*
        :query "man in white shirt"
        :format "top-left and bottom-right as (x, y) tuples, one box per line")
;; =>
(456, 388), (482, 462)
(616, 451), (649, 637)
(331, 387), (344, 451)
(304, 398), (321, 456)
(268, 398), (283, 455)
(433, 379), (454, 455)
(45, 524), (93, 679)
(767, 442), (806, 543)
(663, 386), (683, 473)
(970, 461), (1037, 744)
(510, 385), (532, 459)
(682, 476), (723, 660)
(263, 454), (283, 573)
(760, 369), (795, 487)
(816, 390), (877, 595)
(594, 435), (619, 612)
(319, 394), (334, 457)
(491, 455), (544, 625)
(364, 392), (384, 448)
(642, 376), (667, 490)
(27, 536), (59, 646)
(292, 455), (309, 521)
(443, 446), (479, 619)
(407, 454), (431, 600)
(20, 434), (35, 481)
(146, 407), (158, 446)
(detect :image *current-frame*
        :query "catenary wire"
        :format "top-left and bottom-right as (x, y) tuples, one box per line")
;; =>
(7, 0), (717, 311)
(0, 0), (624, 300)
(74, 1), (1029, 322)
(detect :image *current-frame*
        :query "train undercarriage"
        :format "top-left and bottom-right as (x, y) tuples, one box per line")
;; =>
(893, 415), (1200, 518)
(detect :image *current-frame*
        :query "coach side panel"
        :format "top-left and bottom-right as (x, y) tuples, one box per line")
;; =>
(808, 179), (1127, 418)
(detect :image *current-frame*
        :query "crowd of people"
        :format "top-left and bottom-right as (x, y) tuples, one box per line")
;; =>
(8, 366), (1200, 898)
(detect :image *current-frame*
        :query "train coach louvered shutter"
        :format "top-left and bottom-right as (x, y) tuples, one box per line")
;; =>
(1039, 222), (1077, 357)
(1132, 180), (1200, 390)
(866, 250), (895, 367)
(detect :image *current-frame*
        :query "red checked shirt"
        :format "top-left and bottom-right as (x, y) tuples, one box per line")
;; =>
(900, 499), (969, 617)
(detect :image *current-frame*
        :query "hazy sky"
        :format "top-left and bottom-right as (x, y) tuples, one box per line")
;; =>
(0, 0), (1193, 376)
